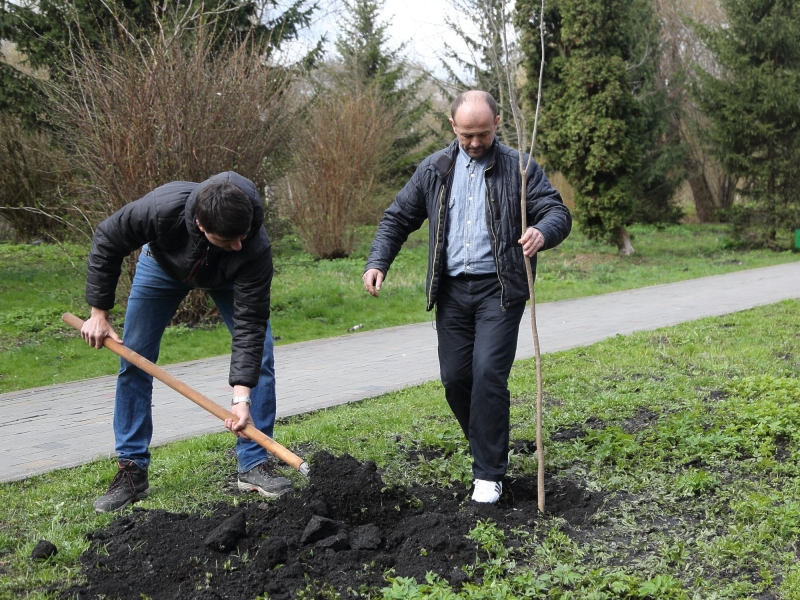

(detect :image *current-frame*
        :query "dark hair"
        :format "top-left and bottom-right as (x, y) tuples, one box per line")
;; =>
(194, 181), (253, 239)
(450, 91), (499, 120)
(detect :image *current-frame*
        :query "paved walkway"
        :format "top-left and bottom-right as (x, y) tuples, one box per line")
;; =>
(1, 262), (798, 483)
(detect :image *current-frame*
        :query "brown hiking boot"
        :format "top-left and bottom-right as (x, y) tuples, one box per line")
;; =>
(93, 460), (150, 513)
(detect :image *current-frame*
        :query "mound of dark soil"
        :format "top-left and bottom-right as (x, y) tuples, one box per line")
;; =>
(61, 452), (601, 600)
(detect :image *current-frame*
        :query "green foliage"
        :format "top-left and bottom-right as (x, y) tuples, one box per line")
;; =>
(382, 572), (459, 599)
(383, 548), (690, 599)
(0, 0), (318, 128)
(333, 0), (437, 185)
(723, 375), (800, 442)
(0, 61), (46, 131)
(624, 0), (686, 227)
(2, 224), (799, 392)
(518, 0), (683, 249)
(0, 307), (71, 336)
(689, 0), (800, 248)
(466, 520), (507, 559)
(406, 426), (473, 486)
(4, 300), (800, 596)
(411, 450), (473, 488)
(440, 0), (506, 98)
(335, 0), (402, 94)
(672, 469), (719, 498)
(780, 565), (800, 600)
(2, 0), (315, 69)
(294, 577), (343, 599)
(522, 0), (642, 246)
(582, 426), (637, 465)
(439, 0), (523, 148)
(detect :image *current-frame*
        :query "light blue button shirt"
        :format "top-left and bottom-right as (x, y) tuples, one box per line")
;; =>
(445, 145), (496, 276)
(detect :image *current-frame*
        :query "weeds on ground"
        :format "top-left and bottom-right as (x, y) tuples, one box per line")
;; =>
(2, 300), (799, 598)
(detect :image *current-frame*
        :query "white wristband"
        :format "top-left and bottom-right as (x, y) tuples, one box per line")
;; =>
(231, 395), (251, 406)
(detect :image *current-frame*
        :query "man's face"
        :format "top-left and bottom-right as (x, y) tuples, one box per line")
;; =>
(196, 221), (247, 252)
(449, 102), (500, 159)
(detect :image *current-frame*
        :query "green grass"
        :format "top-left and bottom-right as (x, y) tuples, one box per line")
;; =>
(1, 300), (799, 598)
(0, 223), (798, 393)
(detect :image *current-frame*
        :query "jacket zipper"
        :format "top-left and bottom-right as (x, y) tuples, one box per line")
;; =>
(427, 183), (448, 308)
(183, 246), (208, 283)
(484, 164), (506, 311)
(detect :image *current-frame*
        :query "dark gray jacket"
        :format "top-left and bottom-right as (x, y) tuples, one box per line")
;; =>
(86, 172), (272, 388)
(366, 139), (572, 309)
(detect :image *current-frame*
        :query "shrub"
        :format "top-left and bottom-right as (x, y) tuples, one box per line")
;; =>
(0, 115), (74, 242)
(46, 21), (299, 322)
(282, 83), (397, 259)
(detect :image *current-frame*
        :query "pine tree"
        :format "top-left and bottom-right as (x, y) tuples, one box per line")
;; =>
(334, 0), (435, 183)
(518, 0), (682, 253)
(690, 0), (800, 247)
(335, 0), (401, 93)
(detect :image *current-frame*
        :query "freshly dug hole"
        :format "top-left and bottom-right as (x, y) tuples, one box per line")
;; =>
(62, 451), (601, 599)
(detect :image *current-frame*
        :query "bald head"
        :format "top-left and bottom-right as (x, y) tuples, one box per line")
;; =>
(450, 91), (498, 120)
(449, 90), (500, 159)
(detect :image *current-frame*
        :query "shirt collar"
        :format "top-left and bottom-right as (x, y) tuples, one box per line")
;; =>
(457, 144), (489, 167)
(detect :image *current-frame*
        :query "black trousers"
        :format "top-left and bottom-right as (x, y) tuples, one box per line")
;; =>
(435, 274), (526, 481)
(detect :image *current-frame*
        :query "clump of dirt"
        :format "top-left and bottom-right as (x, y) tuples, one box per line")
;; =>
(61, 451), (602, 600)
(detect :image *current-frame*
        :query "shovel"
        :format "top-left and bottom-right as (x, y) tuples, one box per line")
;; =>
(62, 312), (310, 477)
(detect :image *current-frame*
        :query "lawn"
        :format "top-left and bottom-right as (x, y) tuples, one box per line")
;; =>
(1, 300), (799, 598)
(1, 223), (797, 393)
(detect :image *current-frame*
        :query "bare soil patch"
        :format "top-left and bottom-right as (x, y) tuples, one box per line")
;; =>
(60, 452), (602, 599)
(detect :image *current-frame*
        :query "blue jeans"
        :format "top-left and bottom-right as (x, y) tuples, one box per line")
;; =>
(114, 246), (275, 473)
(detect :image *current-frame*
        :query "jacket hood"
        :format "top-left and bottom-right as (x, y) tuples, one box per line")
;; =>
(184, 171), (265, 242)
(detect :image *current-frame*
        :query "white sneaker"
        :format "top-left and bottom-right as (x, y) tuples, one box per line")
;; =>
(471, 479), (502, 504)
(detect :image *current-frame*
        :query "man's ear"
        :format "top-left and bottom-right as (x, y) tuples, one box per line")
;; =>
(195, 219), (205, 232)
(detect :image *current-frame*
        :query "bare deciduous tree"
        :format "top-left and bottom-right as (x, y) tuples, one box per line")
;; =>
(283, 83), (397, 259)
(47, 19), (299, 322)
(0, 114), (77, 242)
(656, 0), (736, 221)
(440, 0), (527, 149)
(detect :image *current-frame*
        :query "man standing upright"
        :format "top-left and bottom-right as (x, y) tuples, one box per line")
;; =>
(363, 91), (571, 504)
(81, 171), (292, 512)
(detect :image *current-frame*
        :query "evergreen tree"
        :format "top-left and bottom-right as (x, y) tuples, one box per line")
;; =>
(627, 0), (686, 226)
(518, 0), (683, 253)
(335, 0), (400, 93)
(0, 58), (45, 130)
(690, 0), (800, 247)
(334, 0), (435, 183)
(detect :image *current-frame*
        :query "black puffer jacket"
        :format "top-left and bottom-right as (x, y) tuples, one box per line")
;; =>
(86, 172), (272, 388)
(366, 139), (572, 310)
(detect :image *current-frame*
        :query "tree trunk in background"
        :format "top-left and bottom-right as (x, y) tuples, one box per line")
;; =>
(615, 225), (635, 256)
(688, 171), (717, 222)
(717, 173), (737, 210)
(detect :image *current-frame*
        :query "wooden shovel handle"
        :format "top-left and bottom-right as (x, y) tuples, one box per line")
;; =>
(62, 312), (309, 476)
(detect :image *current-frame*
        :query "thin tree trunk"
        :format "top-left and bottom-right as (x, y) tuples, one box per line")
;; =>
(615, 225), (634, 256)
(688, 172), (716, 222)
(717, 173), (737, 210)
(500, 0), (547, 514)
